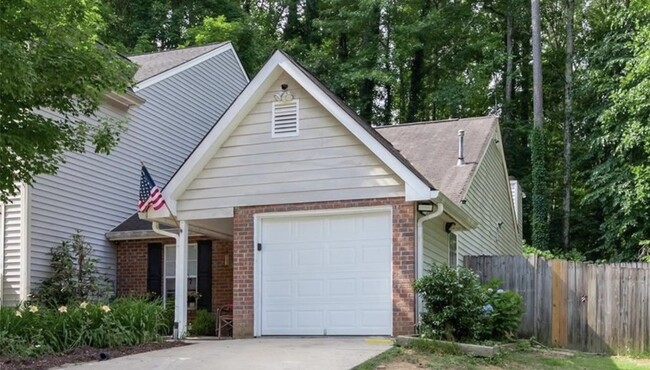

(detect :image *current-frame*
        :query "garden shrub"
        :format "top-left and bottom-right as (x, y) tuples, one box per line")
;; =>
(188, 309), (215, 336)
(414, 265), (524, 343)
(482, 280), (524, 341)
(414, 264), (486, 342)
(31, 231), (111, 307)
(0, 297), (168, 359)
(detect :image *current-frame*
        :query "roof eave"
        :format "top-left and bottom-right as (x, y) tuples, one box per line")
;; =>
(104, 90), (145, 109)
(431, 190), (478, 230)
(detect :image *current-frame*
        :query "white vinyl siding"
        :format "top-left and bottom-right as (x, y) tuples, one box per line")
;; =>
(1, 189), (24, 306)
(27, 49), (248, 290)
(448, 233), (458, 267)
(457, 139), (521, 259)
(178, 72), (404, 219)
(421, 216), (449, 274)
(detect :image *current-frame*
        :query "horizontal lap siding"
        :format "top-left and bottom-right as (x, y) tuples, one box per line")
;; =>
(457, 141), (521, 260)
(422, 217), (449, 272)
(178, 73), (404, 218)
(28, 50), (248, 290)
(2, 190), (23, 305)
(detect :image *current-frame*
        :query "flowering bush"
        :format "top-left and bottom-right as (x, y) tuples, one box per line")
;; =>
(414, 264), (487, 341)
(0, 297), (168, 359)
(482, 280), (524, 340)
(414, 265), (524, 343)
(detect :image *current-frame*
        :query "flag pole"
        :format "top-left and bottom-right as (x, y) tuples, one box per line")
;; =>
(141, 160), (182, 232)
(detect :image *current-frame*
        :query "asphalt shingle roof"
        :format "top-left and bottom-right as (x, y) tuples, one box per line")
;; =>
(128, 42), (227, 83)
(376, 116), (497, 204)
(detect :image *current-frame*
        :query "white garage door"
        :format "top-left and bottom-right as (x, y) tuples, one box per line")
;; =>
(259, 210), (392, 336)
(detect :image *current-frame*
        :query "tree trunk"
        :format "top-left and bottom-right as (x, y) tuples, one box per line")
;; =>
(284, 0), (300, 40)
(531, 0), (543, 130)
(531, 0), (548, 250)
(406, 0), (432, 122)
(359, 4), (381, 124)
(504, 4), (513, 118)
(563, 0), (574, 251)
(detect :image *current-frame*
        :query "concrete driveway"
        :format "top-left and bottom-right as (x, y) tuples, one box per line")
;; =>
(57, 337), (393, 370)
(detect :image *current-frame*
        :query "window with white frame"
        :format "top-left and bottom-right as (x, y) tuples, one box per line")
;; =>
(164, 243), (198, 308)
(448, 233), (458, 267)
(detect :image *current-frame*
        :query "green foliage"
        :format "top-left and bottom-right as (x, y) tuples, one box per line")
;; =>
(414, 265), (487, 342)
(0, 0), (134, 201)
(414, 265), (525, 343)
(188, 309), (216, 336)
(163, 298), (175, 336)
(482, 281), (524, 341)
(582, 2), (650, 262)
(530, 127), (549, 250)
(523, 245), (586, 262)
(31, 232), (111, 307)
(0, 298), (167, 359)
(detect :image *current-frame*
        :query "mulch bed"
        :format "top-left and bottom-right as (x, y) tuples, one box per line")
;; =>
(0, 341), (189, 370)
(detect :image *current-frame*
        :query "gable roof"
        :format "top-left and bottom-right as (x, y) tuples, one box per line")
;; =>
(128, 42), (229, 84)
(282, 51), (435, 190)
(158, 50), (436, 215)
(376, 116), (497, 204)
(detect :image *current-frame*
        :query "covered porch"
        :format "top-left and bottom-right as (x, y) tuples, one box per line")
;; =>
(108, 213), (234, 337)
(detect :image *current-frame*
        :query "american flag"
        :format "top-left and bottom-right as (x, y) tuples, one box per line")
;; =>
(138, 166), (166, 212)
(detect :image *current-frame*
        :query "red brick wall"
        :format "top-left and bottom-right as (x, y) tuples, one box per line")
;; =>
(115, 237), (233, 314)
(232, 198), (416, 338)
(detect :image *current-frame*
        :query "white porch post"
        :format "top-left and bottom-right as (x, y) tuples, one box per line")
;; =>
(174, 220), (189, 338)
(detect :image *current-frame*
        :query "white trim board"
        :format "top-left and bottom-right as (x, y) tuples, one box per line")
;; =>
(19, 183), (30, 301)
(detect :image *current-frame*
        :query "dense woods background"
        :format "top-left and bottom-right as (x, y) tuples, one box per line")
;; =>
(5, 0), (647, 262)
(98, 0), (649, 262)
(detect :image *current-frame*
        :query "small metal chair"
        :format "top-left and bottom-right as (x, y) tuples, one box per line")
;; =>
(216, 303), (233, 338)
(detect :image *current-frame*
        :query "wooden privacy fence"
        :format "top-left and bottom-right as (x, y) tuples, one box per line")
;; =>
(464, 255), (650, 354)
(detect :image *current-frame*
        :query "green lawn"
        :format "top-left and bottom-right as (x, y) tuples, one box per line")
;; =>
(354, 341), (650, 370)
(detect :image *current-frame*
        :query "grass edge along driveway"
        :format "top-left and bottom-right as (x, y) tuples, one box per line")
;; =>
(353, 339), (650, 370)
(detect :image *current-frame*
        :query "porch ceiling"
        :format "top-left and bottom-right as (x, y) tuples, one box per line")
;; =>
(106, 212), (233, 241)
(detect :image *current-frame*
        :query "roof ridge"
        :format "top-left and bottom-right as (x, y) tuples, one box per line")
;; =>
(127, 42), (227, 58)
(374, 116), (496, 129)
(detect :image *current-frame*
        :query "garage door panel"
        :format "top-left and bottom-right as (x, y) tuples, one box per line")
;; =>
(296, 248), (324, 266)
(297, 279), (323, 297)
(328, 278), (356, 296)
(260, 210), (392, 336)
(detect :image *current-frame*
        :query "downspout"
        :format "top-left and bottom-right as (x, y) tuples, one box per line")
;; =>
(152, 222), (179, 241)
(151, 221), (188, 339)
(415, 200), (444, 330)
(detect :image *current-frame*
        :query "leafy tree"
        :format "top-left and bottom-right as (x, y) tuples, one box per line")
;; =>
(0, 0), (134, 202)
(101, 0), (244, 52)
(583, 1), (650, 261)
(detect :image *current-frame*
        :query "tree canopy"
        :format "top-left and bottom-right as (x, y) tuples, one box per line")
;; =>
(0, 0), (134, 201)
(2, 0), (648, 261)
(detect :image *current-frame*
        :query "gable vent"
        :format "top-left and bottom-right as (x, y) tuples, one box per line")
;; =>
(272, 100), (299, 137)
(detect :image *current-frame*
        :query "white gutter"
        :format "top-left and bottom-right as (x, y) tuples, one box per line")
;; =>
(414, 193), (445, 326)
(152, 222), (179, 241)
(151, 221), (188, 339)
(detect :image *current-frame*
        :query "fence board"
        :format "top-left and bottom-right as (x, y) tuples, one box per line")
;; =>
(463, 256), (650, 354)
